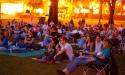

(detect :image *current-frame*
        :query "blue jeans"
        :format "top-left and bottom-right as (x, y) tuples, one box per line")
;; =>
(46, 51), (56, 61)
(66, 56), (92, 73)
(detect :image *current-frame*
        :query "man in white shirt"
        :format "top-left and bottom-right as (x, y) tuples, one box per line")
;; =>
(54, 36), (74, 63)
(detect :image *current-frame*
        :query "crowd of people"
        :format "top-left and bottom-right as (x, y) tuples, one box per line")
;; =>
(0, 19), (125, 75)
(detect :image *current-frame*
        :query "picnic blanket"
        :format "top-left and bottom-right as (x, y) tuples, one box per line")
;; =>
(0, 49), (47, 57)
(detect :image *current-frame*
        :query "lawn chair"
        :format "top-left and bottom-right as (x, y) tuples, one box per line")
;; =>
(92, 57), (112, 75)
(120, 43), (125, 53)
(80, 48), (112, 75)
(80, 58), (111, 75)
(80, 62), (93, 75)
(120, 36), (125, 53)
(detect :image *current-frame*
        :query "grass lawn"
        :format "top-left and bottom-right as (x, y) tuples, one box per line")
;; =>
(0, 53), (125, 75)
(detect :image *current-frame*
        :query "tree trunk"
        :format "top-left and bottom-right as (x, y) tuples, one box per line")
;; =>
(108, 8), (115, 24)
(0, 2), (2, 19)
(48, 0), (58, 24)
(108, 0), (116, 24)
(98, 0), (103, 25)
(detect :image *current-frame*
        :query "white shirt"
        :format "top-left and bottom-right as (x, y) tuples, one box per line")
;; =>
(61, 43), (74, 61)
(42, 24), (48, 30)
(71, 30), (78, 34)
(58, 29), (62, 34)
(118, 27), (124, 32)
(95, 41), (102, 53)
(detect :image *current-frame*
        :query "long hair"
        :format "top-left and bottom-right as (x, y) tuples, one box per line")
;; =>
(60, 36), (68, 42)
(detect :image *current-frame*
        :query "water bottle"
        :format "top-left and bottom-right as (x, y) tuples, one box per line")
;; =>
(9, 48), (13, 54)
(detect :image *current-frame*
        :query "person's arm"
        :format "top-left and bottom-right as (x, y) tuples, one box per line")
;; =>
(86, 52), (96, 55)
(55, 49), (64, 56)
(55, 44), (60, 52)
(48, 43), (52, 52)
(29, 38), (34, 43)
(54, 48), (65, 59)
(97, 55), (105, 59)
(97, 48), (111, 60)
(24, 37), (27, 43)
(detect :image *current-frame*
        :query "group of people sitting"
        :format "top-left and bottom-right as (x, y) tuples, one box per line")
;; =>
(57, 36), (111, 75)
(0, 19), (43, 51)
(0, 19), (125, 75)
(32, 21), (123, 75)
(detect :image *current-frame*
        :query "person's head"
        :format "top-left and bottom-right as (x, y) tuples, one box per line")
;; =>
(50, 37), (55, 43)
(95, 35), (101, 42)
(19, 38), (24, 43)
(120, 24), (123, 27)
(27, 30), (33, 36)
(52, 26), (57, 32)
(8, 21), (10, 25)
(47, 30), (50, 35)
(104, 23), (109, 29)
(86, 35), (92, 43)
(102, 38), (109, 49)
(3, 31), (9, 37)
(60, 36), (68, 44)
(82, 35), (86, 39)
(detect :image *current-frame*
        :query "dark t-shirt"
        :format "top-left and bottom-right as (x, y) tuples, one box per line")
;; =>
(51, 32), (60, 38)
(51, 32), (60, 46)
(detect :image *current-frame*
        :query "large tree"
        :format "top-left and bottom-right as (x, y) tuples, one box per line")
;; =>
(98, 0), (104, 24)
(107, 0), (117, 24)
(48, 0), (58, 24)
(98, 0), (117, 25)
(0, 2), (1, 19)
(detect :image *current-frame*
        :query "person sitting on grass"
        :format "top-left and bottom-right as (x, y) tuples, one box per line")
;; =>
(54, 36), (74, 63)
(0, 32), (9, 50)
(24, 31), (34, 49)
(0, 35), (6, 50)
(57, 38), (111, 75)
(15, 38), (26, 49)
(32, 37), (60, 63)
(39, 37), (59, 62)
(77, 35), (86, 50)
(39, 30), (51, 48)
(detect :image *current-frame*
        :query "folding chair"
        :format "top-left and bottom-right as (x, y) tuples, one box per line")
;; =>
(120, 43), (125, 53)
(79, 53), (100, 75)
(80, 62), (92, 75)
(80, 48), (112, 75)
(120, 37), (125, 53)
(92, 57), (112, 75)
